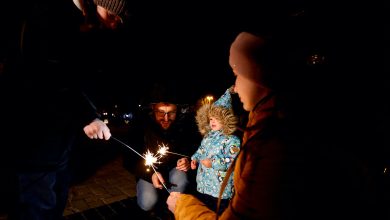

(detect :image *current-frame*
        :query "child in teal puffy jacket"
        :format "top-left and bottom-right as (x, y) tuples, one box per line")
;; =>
(191, 87), (241, 214)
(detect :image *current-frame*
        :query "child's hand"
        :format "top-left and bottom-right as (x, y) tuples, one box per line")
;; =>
(200, 158), (212, 168)
(191, 159), (198, 170)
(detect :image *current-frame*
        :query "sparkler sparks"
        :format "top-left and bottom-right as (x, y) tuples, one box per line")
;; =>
(157, 144), (169, 156)
(143, 150), (161, 167)
(143, 149), (169, 192)
(157, 143), (189, 158)
(112, 137), (188, 193)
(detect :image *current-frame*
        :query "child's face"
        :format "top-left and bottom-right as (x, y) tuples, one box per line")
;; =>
(209, 116), (222, 131)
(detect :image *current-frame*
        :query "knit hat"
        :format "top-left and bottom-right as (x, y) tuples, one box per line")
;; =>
(93, 0), (128, 20)
(229, 32), (267, 87)
(213, 86), (234, 109)
(147, 82), (179, 105)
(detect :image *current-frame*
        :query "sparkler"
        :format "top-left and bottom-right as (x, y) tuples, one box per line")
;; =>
(143, 149), (161, 168)
(111, 136), (159, 170)
(112, 137), (188, 193)
(112, 137), (169, 192)
(157, 143), (189, 158)
(143, 149), (169, 192)
(111, 136), (145, 159)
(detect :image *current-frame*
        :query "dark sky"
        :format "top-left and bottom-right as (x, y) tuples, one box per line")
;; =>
(1, 0), (384, 113)
(81, 0), (383, 111)
(0, 0), (386, 166)
(77, 2), (248, 107)
(80, 1), (309, 107)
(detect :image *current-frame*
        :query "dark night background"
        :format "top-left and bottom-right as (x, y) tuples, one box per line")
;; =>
(0, 0), (388, 217)
(1, 0), (384, 110)
(0, 1), (386, 156)
(0, 0), (387, 168)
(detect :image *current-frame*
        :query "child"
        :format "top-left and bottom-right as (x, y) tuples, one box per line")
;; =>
(191, 86), (241, 214)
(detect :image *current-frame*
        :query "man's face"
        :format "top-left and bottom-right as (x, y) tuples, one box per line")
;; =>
(153, 103), (177, 130)
(96, 6), (123, 29)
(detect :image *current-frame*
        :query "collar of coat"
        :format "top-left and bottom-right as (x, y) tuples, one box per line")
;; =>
(243, 93), (277, 144)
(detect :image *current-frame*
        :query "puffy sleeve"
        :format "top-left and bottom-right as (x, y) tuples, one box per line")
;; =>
(175, 194), (217, 220)
(211, 135), (240, 171)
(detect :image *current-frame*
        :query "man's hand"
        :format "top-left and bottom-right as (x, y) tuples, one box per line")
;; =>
(167, 192), (181, 213)
(152, 172), (165, 189)
(176, 157), (190, 172)
(83, 119), (111, 140)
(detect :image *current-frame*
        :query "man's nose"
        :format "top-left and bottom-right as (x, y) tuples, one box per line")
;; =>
(163, 114), (169, 121)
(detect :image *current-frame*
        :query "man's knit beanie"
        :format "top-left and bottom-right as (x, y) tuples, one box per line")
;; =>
(93, 0), (127, 19)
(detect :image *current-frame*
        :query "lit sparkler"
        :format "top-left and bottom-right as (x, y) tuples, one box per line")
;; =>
(111, 136), (144, 159)
(111, 137), (174, 193)
(157, 143), (189, 158)
(144, 150), (159, 167)
(143, 149), (169, 192)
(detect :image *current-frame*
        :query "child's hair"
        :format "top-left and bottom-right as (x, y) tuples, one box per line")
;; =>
(196, 104), (238, 136)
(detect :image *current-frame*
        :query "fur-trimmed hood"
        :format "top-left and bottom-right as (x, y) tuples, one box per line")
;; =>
(195, 103), (238, 136)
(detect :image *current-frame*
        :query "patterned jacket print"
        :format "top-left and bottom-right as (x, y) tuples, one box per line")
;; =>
(191, 130), (240, 199)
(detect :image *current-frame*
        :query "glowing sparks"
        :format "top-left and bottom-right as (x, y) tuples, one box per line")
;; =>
(157, 143), (189, 158)
(157, 144), (169, 156)
(143, 148), (169, 193)
(144, 150), (157, 166)
(143, 150), (163, 169)
(111, 137), (187, 194)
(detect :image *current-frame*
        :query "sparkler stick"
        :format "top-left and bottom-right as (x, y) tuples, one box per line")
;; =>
(112, 136), (159, 169)
(111, 136), (145, 159)
(166, 151), (189, 157)
(151, 165), (169, 193)
(143, 150), (169, 192)
(157, 144), (189, 158)
(111, 137), (169, 193)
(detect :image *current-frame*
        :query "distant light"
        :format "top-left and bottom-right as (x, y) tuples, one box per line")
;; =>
(202, 95), (214, 105)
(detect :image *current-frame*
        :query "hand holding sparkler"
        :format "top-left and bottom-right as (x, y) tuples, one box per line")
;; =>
(151, 172), (165, 189)
(144, 150), (169, 192)
(167, 192), (181, 213)
(112, 137), (189, 193)
(111, 136), (169, 192)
